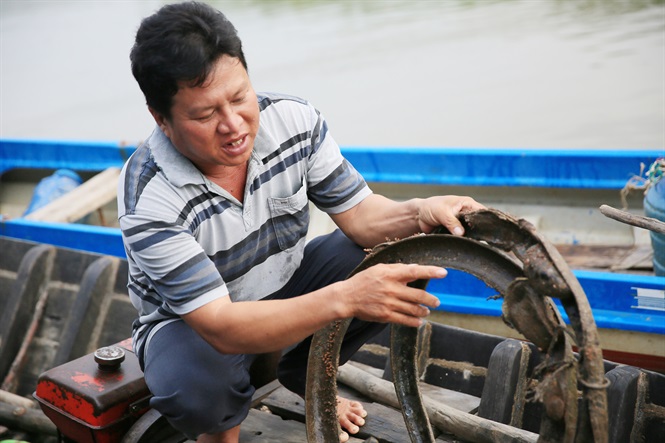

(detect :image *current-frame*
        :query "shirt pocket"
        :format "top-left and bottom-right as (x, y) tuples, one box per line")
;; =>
(268, 183), (310, 251)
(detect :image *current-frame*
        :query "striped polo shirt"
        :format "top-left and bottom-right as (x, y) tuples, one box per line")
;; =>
(117, 93), (372, 361)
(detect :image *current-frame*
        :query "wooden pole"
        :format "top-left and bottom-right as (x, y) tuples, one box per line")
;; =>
(0, 401), (57, 436)
(337, 363), (539, 443)
(0, 390), (35, 409)
(599, 204), (665, 234)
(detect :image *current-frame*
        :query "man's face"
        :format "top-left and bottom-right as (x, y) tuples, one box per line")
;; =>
(151, 55), (259, 175)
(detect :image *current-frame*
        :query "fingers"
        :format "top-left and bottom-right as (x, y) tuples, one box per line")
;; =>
(439, 196), (485, 236)
(418, 195), (486, 236)
(392, 264), (445, 309)
(400, 263), (448, 283)
(366, 263), (444, 310)
(345, 263), (445, 326)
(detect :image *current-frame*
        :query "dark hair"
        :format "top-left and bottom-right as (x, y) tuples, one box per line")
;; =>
(130, 1), (247, 118)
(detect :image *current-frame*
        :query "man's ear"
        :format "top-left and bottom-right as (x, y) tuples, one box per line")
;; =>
(149, 107), (170, 137)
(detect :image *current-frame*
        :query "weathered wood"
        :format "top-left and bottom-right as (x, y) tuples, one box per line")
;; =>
(1, 281), (49, 392)
(477, 339), (531, 427)
(611, 246), (654, 271)
(251, 379), (283, 408)
(0, 390), (35, 409)
(237, 405), (366, 443)
(260, 386), (306, 424)
(418, 382), (480, 415)
(0, 401), (57, 436)
(24, 167), (120, 223)
(355, 360), (480, 414)
(0, 244), (54, 383)
(600, 204), (665, 234)
(361, 402), (430, 442)
(53, 256), (119, 364)
(555, 244), (652, 270)
(241, 408), (309, 442)
(337, 363), (539, 443)
(260, 385), (415, 442)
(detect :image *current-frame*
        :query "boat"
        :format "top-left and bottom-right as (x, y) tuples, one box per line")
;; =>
(1, 138), (664, 373)
(1, 138), (664, 371)
(0, 235), (664, 442)
(1, 138), (662, 256)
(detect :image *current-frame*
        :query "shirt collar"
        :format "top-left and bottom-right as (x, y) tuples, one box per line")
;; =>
(147, 126), (205, 187)
(146, 124), (279, 188)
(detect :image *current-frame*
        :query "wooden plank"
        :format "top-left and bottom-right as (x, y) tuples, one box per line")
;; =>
(24, 167), (120, 223)
(555, 244), (653, 270)
(351, 360), (480, 414)
(251, 378), (283, 408)
(338, 363), (539, 443)
(611, 246), (654, 271)
(239, 408), (309, 443)
(419, 381), (480, 414)
(360, 401), (426, 442)
(260, 386), (414, 442)
(259, 386), (305, 423)
(239, 407), (365, 442)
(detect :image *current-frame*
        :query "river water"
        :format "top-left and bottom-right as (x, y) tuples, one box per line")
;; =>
(1, 0), (664, 150)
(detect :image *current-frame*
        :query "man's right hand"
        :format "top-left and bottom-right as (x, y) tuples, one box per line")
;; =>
(336, 263), (445, 327)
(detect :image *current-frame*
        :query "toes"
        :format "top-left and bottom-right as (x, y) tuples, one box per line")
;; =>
(339, 417), (361, 434)
(339, 431), (350, 442)
(337, 396), (367, 435)
(348, 424), (360, 434)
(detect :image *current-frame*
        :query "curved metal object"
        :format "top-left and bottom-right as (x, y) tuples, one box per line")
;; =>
(120, 408), (186, 443)
(390, 272), (435, 443)
(390, 316), (434, 442)
(459, 209), (608, 442)
(305, 208), (608, 443)
(306, 233), (529, 441)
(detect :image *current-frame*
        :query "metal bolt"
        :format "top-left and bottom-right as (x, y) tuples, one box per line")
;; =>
(94, 346), (125, 371)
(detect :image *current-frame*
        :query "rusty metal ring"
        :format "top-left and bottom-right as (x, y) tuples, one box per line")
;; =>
(306, 233), (526, 441)
(305, 208), (608, 443)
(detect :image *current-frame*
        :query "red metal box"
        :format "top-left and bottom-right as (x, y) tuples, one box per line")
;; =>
(34, 338), (151, 443)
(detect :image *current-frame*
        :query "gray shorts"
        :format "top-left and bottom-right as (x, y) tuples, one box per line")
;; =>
(143, 229), (387, 438)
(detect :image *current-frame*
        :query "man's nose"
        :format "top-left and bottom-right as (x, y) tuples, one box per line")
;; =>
(217, 108), (242, 134)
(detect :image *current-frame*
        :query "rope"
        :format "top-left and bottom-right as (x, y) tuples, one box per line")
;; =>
(620, 157), (665, 210)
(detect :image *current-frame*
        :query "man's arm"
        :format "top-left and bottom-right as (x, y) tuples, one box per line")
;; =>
(182, 262), (446, 355)
(330, 194), (485, 248)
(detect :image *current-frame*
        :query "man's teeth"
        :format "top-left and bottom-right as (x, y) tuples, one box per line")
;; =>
(229, 138), (242, 147)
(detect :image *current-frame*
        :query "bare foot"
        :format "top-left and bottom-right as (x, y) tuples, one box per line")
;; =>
(337, 396), (367, 442)
(196, 424), (240, 443)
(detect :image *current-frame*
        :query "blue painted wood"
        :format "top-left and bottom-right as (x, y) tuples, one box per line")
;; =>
(0, 219), (125, 258)
(428, 269), (665, 335)
(0, 138), (137, 175)
(2, 138), (661, 189)
(2, 219), (662, 335)
(341, 146), (663, 189)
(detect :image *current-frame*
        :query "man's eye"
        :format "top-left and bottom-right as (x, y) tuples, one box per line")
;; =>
(196, 112), (214, 120)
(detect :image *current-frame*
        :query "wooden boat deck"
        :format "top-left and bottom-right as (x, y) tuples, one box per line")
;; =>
(229, 370), (478, 443)
(1, 232), (665, 443)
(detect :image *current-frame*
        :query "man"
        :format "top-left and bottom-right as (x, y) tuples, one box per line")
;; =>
(119, 2), (484, 442)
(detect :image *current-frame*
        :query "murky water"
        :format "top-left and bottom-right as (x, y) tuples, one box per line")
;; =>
(1, 0), (664, 150)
